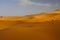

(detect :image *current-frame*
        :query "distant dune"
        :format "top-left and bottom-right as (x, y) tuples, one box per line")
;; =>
(0, 9), (60, 40)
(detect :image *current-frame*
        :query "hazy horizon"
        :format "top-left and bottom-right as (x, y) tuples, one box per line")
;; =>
(0, 0), (60, 16)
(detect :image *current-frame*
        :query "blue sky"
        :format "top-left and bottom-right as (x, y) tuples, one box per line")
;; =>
(0, 0), (60, 16)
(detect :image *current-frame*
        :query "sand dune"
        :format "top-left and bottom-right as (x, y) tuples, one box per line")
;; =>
(0, 9), (60, 40)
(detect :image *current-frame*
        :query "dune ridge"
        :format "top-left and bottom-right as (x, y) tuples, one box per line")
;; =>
(0, 9), (60, 22)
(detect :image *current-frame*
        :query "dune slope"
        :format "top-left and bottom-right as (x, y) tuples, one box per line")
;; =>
(0, 9), (60, 40)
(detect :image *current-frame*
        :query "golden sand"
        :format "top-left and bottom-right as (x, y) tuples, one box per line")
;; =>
(0, 9), (60, 40)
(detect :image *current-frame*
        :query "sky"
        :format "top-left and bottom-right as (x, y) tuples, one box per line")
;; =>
(0, 0), (60, 16)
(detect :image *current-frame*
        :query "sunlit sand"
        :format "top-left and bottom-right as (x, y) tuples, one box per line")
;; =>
(0, 9), (60, 40)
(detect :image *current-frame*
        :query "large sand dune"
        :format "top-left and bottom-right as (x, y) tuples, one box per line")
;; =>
(0, 9), (60, 40)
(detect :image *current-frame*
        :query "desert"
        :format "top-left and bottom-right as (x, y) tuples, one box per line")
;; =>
(0, 9), (60, 40)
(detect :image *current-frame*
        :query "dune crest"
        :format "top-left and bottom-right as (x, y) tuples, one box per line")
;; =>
(0, 9), (60, 22)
